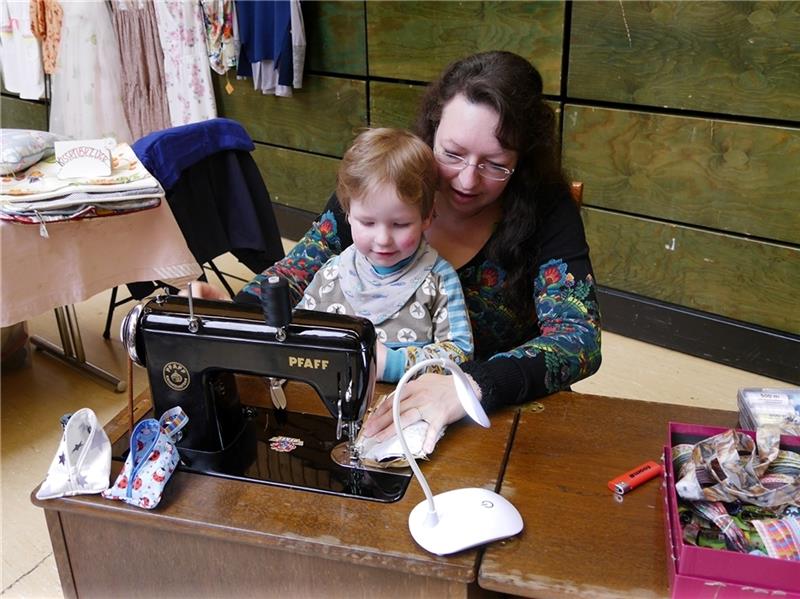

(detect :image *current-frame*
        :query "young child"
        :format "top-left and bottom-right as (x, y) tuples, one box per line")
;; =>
(296, 128), (473, 382)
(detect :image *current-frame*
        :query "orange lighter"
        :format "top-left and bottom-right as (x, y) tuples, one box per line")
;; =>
(608, 460), (663, 494)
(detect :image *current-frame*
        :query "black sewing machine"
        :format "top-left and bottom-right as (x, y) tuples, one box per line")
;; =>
(120, 278), (410, 502)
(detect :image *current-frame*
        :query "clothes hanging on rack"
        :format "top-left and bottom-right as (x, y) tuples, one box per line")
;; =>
(0, 0), (45, 99)
(152, 0), (217, 126)
(29, 0), (62, 75)
(235, 0), (305, 97)
(201, 0), (238, 75)
(109, 0), (171, 139)
(287, 0), (305, 90)
(49, 1), (132, 142)
(4, 0), (308, 139)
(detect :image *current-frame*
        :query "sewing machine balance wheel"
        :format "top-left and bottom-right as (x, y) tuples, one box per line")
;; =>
(120, 302), (145, 366)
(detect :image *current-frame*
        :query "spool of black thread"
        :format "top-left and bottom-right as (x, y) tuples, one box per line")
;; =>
(261, 275), (292, 328)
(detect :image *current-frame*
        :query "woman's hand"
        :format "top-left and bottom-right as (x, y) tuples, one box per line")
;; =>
(362, 373), (478, 454)
(179, 281), (231, 301)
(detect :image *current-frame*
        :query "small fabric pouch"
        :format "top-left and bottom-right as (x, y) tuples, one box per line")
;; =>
(355, 393), (445, 468)
(102, 407), (188, 509)
(36, 408), (111, 500)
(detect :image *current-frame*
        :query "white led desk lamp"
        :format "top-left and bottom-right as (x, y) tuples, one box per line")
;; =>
(392, 358), (523, 556)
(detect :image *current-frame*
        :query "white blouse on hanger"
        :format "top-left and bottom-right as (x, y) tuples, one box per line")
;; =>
(49, 1), (132, 142)
(0, 0), (45, 100)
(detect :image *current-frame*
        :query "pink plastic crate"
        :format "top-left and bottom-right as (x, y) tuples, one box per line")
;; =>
(663, 422), (800, 598)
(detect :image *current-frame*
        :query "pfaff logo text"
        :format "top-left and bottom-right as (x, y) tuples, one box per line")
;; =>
(289, 357), (330, 370)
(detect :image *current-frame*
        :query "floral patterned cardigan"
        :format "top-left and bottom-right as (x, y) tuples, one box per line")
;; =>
(239, 192), (602, 411)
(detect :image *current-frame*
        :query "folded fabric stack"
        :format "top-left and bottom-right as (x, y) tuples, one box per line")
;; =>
(1, 134), (164, 226)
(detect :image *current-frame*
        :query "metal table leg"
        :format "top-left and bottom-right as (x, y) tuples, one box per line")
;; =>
(30, 305), (126, 393)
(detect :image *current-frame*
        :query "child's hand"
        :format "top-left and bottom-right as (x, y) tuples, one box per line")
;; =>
(179, 281), (231, 301)
(375, 342), (388, 379)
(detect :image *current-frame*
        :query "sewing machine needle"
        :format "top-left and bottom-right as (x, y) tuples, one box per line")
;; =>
(267, 378), (287, 410)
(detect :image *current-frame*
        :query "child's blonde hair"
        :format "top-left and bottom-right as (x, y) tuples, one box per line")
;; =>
(336, 128), (437, 217)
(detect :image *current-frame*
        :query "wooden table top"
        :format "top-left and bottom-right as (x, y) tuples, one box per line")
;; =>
(33, 378), (518, 584)
(478, 391), (737, 598)
(35, 379), (742, 595)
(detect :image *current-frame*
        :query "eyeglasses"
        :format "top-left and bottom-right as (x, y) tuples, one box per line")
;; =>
(434, 149), (515, 182)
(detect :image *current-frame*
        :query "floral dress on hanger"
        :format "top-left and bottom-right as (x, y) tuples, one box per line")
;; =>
(152, 0), (217, 126)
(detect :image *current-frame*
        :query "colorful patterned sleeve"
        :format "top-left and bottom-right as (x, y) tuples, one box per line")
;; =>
(461, 197), (602, 410)
(294, 255), (339, 311)
(239, 195), (350, 304)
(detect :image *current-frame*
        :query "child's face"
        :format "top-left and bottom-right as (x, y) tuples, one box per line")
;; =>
(348, 182), (432, 268)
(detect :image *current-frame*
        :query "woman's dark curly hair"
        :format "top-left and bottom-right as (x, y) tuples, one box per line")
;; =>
(414, 51), (570, 312)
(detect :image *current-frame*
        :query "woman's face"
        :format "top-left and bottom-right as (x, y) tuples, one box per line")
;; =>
(433, 94), (518, 218)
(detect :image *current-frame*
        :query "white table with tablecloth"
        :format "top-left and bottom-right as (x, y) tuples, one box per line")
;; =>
(0, 201), (201, 389)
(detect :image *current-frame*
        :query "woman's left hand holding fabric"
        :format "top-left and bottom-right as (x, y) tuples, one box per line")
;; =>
(361, 372), (476, 454)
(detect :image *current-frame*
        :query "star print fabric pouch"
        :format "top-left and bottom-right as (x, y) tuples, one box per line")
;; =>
(102, 407), (188, 509)
(355, 393), (445, 468)
(36, 408), (111, 500)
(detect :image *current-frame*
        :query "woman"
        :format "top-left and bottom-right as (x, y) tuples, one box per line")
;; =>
(220, 51), (601, 452)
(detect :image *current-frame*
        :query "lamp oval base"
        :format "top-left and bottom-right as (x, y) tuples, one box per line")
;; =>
(408, 487), (523, 555)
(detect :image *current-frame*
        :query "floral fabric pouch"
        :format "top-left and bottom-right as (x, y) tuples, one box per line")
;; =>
(102, 407), (188, 509)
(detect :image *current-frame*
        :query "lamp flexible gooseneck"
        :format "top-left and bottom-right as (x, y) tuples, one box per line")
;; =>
(391, 358), (523, 556)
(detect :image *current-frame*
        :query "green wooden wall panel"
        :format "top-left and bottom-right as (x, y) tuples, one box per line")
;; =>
(208, 3), (799, 342)
(583, 208), (800, 334)
(563, 105), (800, 245)
(366, 1), (565, 95)
(369, 81), (426, 129)
(214, 75), (367, 156)
(252, 144), (339, 214)
(1, 96), (48, 130)
(569, 1), (800, 120)
(304, 1), (366, 75)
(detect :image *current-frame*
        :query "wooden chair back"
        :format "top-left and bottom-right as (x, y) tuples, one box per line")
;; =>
(570, 182), (584, 207)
